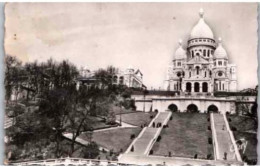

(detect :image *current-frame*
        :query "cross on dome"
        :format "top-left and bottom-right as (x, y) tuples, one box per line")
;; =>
(218, 37), (222, 43)
(199, 8), (204, 18)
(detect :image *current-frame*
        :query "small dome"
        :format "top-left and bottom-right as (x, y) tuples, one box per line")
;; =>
(214, 38), (228, 59)
(174, 40), (186, 60)
(190, 8), (214, 39)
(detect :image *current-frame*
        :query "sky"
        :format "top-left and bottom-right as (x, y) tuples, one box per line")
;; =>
(4, 3), (258, 90)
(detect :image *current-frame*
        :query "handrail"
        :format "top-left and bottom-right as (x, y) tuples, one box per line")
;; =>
(8, 157), (119, 166)
(210, 113), (219, 160)
(222, 114), (242, 162)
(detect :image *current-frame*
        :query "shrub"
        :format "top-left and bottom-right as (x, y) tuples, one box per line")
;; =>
(163, 125), (167, 128)
(149, 150), (153, 155)
(155, 109), (158, 113)
(82, 142), (100, 159)
(170, 116), (173, 120)
(168, 151), (172, 157)
(109, 149), (114, 156)
(228, 118), (232, 122)
(157, 135), (162, 142)
(207, 118), (210, 122)
(130, 134), (135, 139)
(120, 148), (123, 153)
(150, 115), (154, 119)
(231, 126), (237, 131)
(130, 146), (134, 152)
(208, 138), (212, 144)
(207, 154), (212, 160)
(208, 126), (211, 131)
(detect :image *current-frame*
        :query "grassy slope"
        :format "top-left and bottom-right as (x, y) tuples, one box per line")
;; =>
(116, 112), (157, 126)
(227, 115), (257, 161)
(80, 127), (142, 153)
(152, 112), (213, 159)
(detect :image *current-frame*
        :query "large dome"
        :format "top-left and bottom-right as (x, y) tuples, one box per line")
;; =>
(174, 40), (186, 60)
(190, 9), (214, 39)
(214, 38), (228, 59)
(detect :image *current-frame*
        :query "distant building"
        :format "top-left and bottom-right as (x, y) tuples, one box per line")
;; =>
(77, 67), (146, 89)
(164, 8), (237, 94)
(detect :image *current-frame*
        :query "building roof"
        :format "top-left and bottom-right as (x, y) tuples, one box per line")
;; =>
(190, 8), (214, 39)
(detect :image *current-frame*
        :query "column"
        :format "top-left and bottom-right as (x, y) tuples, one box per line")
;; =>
(199, 82), (202, 92)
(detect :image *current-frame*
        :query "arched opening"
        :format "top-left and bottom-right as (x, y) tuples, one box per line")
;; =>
(187, 104), (199, 113)
(194, 82), (200, 92)
(168, 104), (178, 112)
(207, 105), (218, 113)
(202, 82), (208, 92)
(186, 82), (192, 92)
(196, 66), (200, 75)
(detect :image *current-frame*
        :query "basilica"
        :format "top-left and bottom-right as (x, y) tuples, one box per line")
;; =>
(164, 9), (237, 94)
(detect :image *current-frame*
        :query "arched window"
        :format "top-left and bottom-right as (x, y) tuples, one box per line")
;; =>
(194, 82), (200, 92)
(223, 83), (225, 91)
(189, 71), (191, 78)
(219, 82), (221, 90)
(207, 50), (210, 57)
(202, 82), (208, 92)
(205, 71), (207, 77)
(186, 82), (192, 92)
(196, 66), (200, 75)
(203, 50), (206, 57)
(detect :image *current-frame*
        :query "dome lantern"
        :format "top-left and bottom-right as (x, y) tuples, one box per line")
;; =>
(190, 8), (214, 39)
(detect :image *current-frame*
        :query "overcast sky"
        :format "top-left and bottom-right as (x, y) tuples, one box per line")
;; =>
(4, 3), (258, 90)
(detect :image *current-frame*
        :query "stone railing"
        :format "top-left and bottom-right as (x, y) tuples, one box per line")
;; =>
(223, 114), (242, 162)
(8, 157), (119, 166)
(210, 113), (219, 160)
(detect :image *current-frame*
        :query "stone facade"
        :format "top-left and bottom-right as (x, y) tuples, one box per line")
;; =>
(77, 66), (145, 89)
(164, 8), (237, 94)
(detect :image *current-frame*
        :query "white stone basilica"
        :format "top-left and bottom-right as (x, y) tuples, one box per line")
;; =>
(165, 9), (237, 94)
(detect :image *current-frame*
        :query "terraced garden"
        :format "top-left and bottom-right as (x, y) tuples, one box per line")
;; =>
(151, 112), (213, 160)
(227, 115), (257, 164)
(79, 127), (142, 153)
(116, 111), (157, 127)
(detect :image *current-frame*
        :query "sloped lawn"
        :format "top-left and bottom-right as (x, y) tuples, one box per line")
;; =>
(227, 115), (257, 164)
(80, 127), (142, 153)
(116, 112), (157, 126)
(152, 112), (213, 160)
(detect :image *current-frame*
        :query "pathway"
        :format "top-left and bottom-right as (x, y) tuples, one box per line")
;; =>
(211, 113), (237, 161)
(123, 112), (172, 156)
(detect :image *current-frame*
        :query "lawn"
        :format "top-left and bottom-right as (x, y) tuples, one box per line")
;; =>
(227, 115), (257, 164)
(152, 112), (213, 160)
(111, 106), (136, 115)
(116, 112), (157, 126)
(80, 127), (142, 153)
(86, 116), (117, 130)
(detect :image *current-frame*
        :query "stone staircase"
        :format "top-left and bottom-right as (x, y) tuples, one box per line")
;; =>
(4, 115), (13, 129)
(124, 112), (172, 156)
(211, 113), (241, 161)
